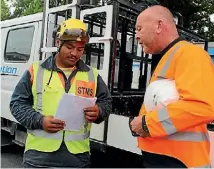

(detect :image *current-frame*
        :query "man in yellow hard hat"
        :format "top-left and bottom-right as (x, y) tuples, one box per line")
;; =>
(10, 18), (112, 168)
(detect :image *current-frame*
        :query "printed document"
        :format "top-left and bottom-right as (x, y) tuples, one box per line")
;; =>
(54, 93), (97, 131)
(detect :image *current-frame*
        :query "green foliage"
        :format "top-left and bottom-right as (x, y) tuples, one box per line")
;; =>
(159, 0), (214, 41)
(9, 0), (101, 18)
(1, 0), (11, 21)
(11, 0), (42, 18)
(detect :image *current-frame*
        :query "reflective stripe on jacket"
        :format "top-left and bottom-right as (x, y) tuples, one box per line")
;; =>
(25, 60), (98, 154)
(138, 40), (214, 168)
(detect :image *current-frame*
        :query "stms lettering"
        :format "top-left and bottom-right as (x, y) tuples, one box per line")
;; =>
(77, 87), (93, 97)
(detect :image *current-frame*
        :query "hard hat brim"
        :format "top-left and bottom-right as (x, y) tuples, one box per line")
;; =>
(59, 35), (89, 42)
(59, 28), (89, 43)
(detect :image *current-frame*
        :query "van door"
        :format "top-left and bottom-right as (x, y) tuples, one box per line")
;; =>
(1, 22), (39, 122)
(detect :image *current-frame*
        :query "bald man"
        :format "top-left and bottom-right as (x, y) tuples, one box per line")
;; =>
(130, 5), (214, 168)
(135, 5), (178, 54)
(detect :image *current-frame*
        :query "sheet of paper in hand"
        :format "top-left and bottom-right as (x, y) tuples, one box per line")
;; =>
(54, 93), (97, 131)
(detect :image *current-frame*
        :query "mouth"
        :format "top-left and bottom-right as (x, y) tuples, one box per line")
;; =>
(138, 40), (143, 45)
(67, 56), (77, 62)
(139, 42), (144, 47)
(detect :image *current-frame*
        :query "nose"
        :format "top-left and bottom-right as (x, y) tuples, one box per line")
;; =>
(136, 34), (140, 41)
(70, 48), (77, 56)
(135, 32), (140, 40)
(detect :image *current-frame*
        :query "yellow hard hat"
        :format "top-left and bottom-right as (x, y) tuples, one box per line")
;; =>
(57, 18), (89, 43)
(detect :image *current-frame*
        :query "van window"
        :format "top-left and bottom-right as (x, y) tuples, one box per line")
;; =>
(4, 26), (35, 62)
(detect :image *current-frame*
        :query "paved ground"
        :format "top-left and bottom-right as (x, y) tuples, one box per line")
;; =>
(1, 145), (24, 168)
(2, 130), (213, 168)
(1, 132), (24, 168)
(1, 131), (142, 168)
(0, 130), (121, 168)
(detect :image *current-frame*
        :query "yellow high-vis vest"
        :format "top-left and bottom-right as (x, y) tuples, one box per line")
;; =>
(25, 61), (98, 154)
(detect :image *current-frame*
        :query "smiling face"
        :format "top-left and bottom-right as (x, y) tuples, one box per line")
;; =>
(56, 41), (85, 68)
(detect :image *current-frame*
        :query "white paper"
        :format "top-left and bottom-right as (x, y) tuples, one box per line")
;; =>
(54, 93), (97, 131)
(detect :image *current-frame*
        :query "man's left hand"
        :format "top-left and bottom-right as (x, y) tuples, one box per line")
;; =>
(130, 116), (150, 138)
(84, 105), (99, 122)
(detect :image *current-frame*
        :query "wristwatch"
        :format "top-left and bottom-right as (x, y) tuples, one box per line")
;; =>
(142, 115), (150, 134)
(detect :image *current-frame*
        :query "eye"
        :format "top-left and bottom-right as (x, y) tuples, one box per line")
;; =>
(66, 45), (73, 49)
(78, 48), (84, 52)
(137, 27), (141, 31)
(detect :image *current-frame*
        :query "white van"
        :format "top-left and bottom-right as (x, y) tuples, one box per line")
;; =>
(1, 13), (43, 125)
(1, 0), (214, 167)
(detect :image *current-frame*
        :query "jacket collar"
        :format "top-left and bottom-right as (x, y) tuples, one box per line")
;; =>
(160, 37), (185, 56)
(40, 55), (90, 72)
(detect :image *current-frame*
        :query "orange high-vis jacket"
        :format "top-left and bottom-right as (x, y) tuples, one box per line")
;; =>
(138, 40), (214, 168)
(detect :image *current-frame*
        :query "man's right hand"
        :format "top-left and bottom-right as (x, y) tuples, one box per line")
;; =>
(42, 116), (65, 133)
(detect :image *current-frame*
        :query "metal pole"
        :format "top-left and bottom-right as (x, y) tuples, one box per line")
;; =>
(39, 0), (50, 60)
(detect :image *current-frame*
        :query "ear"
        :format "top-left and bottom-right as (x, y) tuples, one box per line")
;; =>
(156, 20), (163, 34)
(55, 38), (60, 48)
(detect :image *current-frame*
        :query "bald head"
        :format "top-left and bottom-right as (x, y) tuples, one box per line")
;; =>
(139, 5), (176, 26)
(135, 5), (179, 54)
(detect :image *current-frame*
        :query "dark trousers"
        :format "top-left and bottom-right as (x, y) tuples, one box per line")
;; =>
(142, 151), (187, 168)
(23, 161), (91, 168)
(23, 162), (47, 168)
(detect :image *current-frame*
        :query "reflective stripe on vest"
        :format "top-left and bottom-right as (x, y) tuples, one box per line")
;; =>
(32, 63), (95, 141)
(157, 45), (181, 79)
(168, 131), (210, 142)
(156, 46), (181, 135)
(28, 130), (90, 141)
(157, 106), (210, 142)
(36, 63), (44, 113)
(64, 131), (90, 142)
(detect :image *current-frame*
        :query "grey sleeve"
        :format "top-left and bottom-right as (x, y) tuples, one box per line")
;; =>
(94, 75), (112, 124)
(10, 70), (44, 130)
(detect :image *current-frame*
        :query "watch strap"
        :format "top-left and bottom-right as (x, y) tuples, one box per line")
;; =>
(142, 115), (150, 134)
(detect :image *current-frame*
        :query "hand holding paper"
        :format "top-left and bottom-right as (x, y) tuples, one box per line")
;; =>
(84, 105), (99, 122)
(54, 93), (97, 131)
(42, 115), (65, 133)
